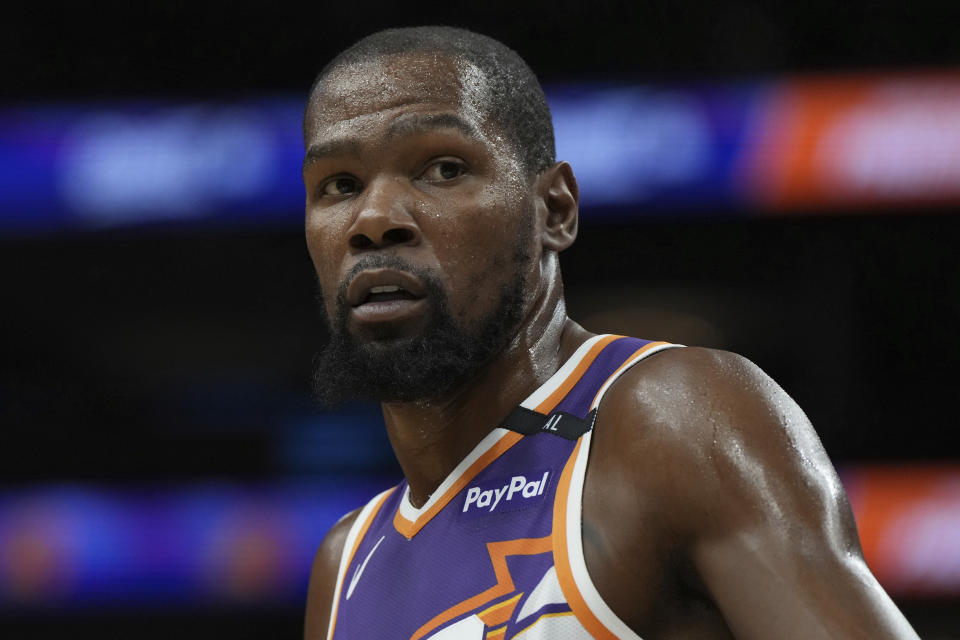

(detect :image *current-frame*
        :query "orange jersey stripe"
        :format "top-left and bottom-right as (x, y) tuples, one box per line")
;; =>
(485, 626), (507, 639)
(410, 536), (552, 640)
(477, 592), (523, 627)
(551, 440), (619, 639)
(328, 487), (396, 640)
(588, 341), (671, 410)
(534, 335), (621, 414)
(393, 431), (525, 538)
(394, 334), (622, 539)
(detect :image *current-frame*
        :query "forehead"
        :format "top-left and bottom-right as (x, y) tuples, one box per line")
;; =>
(304, 52), (493, 142)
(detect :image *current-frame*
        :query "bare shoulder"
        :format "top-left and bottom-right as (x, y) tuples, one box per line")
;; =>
(303, 508), (361, 640)
(588, 346), (919, 639)
(594, 345), (847, 537)
(602, 344), (814, 441)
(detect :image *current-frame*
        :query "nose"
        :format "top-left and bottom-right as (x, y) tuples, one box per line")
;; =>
(347, 177), (422, 251)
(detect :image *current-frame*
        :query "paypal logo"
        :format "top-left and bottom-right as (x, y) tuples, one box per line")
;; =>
(462, 472), (550, 513)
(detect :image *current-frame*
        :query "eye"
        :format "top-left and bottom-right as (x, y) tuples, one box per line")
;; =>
(319, 175), (362, 197)
(420, 159), (467, 182)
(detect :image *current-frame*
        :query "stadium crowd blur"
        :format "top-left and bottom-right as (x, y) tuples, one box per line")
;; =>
(2, 2), (959, 638)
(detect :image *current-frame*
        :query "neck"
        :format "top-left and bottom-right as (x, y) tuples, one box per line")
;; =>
(381, 275), (592, 508)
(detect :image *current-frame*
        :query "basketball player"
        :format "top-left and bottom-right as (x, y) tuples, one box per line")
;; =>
(301, 27), (918, 640)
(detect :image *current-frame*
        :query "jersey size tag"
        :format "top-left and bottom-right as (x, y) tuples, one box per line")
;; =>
(500, 407), (597, 440)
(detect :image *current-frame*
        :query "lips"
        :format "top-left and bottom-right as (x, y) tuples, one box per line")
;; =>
(346, 269), (427, 308)
(344, 268), (430, 329)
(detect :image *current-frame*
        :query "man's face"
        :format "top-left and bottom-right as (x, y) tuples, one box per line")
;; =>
(303, 52), (539, 404)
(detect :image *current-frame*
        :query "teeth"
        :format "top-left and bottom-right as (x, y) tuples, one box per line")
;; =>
(370, 285), (402, 294)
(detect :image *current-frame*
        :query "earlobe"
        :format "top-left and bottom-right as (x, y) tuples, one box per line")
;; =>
(539, 161), (579, 252)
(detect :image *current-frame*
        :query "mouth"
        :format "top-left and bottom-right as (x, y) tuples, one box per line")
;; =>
(359, 284), (421, 306)
(345, 268), (430, 328)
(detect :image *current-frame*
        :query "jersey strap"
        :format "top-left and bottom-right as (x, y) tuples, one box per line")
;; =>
(500, 407), (597, 440)
(502, 336), (669, 440)
(552, 337), (682, 640)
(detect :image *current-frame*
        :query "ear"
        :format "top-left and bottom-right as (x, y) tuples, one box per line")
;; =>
(535, 161), (579, 252)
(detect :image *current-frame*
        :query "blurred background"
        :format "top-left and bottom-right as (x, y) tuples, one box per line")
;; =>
(2, 1), (959, 638)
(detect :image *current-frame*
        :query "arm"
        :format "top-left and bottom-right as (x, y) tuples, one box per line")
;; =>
(596, 347), (919, 639)
(304, 509), (360, 640)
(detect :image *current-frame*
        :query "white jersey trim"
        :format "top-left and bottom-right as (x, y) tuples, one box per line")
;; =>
(396, 333), (611, 522)
(326, 486), (395, 640)
(396, 426), (511, 522)
(564, 342), (682, 639)
(520, 334), (611, 410)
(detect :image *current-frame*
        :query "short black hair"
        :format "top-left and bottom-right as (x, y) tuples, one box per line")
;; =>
(305, 26), (555, 176)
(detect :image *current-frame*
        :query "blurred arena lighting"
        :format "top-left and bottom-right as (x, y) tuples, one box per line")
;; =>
(0, 467), (957, 610)
(0, 100), (305, 232)
(0, 481), (386, 609)
(549, 85), (719, 206)
(2, 71), (960, 233)
(58, 107), (274, 221)
(742, 73), (960, 211)
(844, 465), (960, 597)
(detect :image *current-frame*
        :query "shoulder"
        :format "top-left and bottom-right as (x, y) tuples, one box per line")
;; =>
(599, 345), (822, 459)
(596, 344), (804, 446)
(303, 508), (362, 640)
(592, 345), (846, 539)
(603, 344), (795, 425)
(584, 345), (921, 637)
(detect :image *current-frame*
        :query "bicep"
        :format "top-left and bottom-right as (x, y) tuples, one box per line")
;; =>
(696, 527), (914, 640)
(676, 352), (918, 639)
(304, 510), (358, 640)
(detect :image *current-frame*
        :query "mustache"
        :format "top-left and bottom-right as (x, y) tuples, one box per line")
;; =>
(323, 254), (446, 311)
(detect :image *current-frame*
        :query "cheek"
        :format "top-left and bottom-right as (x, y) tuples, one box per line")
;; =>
(426, 199), (528, 320)
(427, 182), (521, 255)
(305, 217), (347, 305)
(304, 222), (329, 275)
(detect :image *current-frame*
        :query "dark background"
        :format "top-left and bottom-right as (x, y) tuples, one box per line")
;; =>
(8, 1), (960, 98)
(3, 1), (959, 638)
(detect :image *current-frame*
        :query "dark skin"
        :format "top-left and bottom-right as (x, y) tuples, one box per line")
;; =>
(301, 52), (919, 639)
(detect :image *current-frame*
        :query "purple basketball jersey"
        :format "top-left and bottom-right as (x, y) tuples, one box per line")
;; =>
(325, 335), (678, 639)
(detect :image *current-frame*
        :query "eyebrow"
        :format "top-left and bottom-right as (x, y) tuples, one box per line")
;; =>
(302, 138), (363, 172)
(385, 112), (480, 142)
(302, 112), (481, 172)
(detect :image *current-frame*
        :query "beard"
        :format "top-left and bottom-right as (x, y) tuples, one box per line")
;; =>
(311, 226), (532, 407)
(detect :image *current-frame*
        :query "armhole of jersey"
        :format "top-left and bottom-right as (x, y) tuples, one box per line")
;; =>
(553, 342), (681, 639)
(326, 486), (396, 640)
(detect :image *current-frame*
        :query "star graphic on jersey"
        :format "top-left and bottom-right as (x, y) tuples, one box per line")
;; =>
(415, 536), (582, 640)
